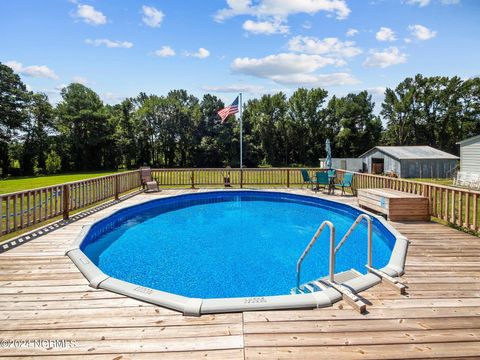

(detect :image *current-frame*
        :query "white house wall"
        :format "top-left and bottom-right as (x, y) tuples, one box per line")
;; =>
(460, 140), (480, 175)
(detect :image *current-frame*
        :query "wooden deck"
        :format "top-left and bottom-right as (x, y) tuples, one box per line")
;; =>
(1, 189), (480, 359)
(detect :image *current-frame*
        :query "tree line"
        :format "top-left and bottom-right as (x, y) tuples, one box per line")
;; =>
(1, 62), (479, 177)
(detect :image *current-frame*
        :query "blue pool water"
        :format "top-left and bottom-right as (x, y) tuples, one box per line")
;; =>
(81, 191), (396, 299)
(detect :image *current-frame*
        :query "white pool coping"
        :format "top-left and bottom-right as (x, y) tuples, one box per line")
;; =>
(66, 189), (409, 316)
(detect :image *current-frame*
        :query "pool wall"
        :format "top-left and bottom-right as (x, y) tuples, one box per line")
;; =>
(66, 190), (409, 316)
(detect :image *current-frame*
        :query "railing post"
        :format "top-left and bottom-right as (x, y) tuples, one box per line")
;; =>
(329, 228), (335, 283)
(62, 184), (70, 220)
(191, 170), (195, 189)
(287, 169), (290, 188)
(114, 175), (120, 200)
(367, 217), (372, 269)
(0, 196), (3, 235)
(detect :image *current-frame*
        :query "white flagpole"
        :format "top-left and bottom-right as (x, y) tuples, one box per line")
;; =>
(239, 93), (243, 169)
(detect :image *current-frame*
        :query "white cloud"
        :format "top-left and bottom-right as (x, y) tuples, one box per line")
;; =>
(232, 53), (341, 76)
(155, 46), (176, 57)
(231, 53), (357, 86)
(346, 28), (358, 37)
(85, 38), (133, 48)
(5, 60), (59, 80)
(367, 86), (386, 95)
(75, 4), (107, 25)
(302, 21), (312, 29)
(242, 19), (289, 35)
(406, 0), (459, 5)
(406, 0), (430, 7)
(186, 48), (210, 58)
(215, 0), (351, 21)
(363, 47), (407, 68)
(202, 84), (265, 94)
(101, 92), (125, 104)
(408, 24), (437, 40)
(269, 72), (359, 86)
(376, 27), (396, 41)
(142, 5), (164, 28)
(287, 36), (362, 58)
(72, 76), (88, 85)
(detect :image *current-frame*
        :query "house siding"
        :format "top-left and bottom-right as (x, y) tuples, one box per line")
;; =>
(460, 140), (480, 175)
(400, 159), (457, 178)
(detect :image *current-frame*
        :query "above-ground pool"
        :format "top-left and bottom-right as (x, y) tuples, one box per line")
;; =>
(67, 190), (409, 315)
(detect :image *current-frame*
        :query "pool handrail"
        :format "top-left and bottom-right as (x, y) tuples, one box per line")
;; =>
(296, 220), (335, 291)
(296, 214), (372, 292)
(332, 214), (372, 282)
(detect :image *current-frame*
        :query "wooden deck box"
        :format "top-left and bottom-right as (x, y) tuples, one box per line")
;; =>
(357, 188), (430, 221)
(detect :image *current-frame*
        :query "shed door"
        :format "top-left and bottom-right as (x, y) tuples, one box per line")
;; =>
(372, 158), (384, 174)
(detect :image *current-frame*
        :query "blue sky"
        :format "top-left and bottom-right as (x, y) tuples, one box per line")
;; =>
(1, 0), (479, 109)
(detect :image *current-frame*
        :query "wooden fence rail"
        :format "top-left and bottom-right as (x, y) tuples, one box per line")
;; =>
(2, 167), (478, 238)
(336, 169), (480, 233)
(150, 168), (324, 188)
(0, 170), (142, 237)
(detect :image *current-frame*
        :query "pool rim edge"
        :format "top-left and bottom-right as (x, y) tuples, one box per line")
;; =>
(65, 189), (409, 316)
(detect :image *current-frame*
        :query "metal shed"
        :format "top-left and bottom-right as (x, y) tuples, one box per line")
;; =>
(319, 158), (363, 172)
(457, 134), (480, 175)
(359, 146), (459, 178)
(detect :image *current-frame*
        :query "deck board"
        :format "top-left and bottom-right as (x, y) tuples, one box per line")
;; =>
(1, 189), (479, 358)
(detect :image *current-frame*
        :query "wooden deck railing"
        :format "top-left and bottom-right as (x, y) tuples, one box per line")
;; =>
(336, 169), (480, 233)
(0, 170), (141, 237)
(2, 166), (477, 238)
(150, 168), (324, 188)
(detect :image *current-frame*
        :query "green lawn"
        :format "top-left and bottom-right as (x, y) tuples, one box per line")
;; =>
(0, 171), (124, 194)
(410, 178), (454, 186)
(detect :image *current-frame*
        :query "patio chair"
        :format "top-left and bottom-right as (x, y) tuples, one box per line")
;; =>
(140, 167), (160, 192)
(300, 169), (315, 190)
(315, 172), (330, 192)
(327, 169), (336, 179)
(335, 172), (354, 195)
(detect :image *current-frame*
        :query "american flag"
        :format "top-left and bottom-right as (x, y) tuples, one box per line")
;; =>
(217, 97), (239, 123)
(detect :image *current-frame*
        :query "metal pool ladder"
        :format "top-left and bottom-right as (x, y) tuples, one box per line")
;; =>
(294, 214), (404, 313)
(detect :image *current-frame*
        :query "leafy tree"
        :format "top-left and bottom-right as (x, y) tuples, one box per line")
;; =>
(332, 91), (382, 157)
(116, 98), (141, 167)
(382, 75), (479, 153)
(21, 92), (54, 175)
(56, 83), (112, 170)
(45, 149), (61, 174)
(246, 93), (288, 166)
(0, 62), (29, 176)
(2, 62), (478, 175)
(288, 88), (329, 165)
(166, 90), (200, 166)
(460, 77), (480, 138)
(194, 94), (236, 167)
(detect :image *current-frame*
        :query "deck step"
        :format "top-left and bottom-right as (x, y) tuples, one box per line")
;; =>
(325, 280), (367, 314)
(366, 265), (407, 294)
(291, 269), (361, 294)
